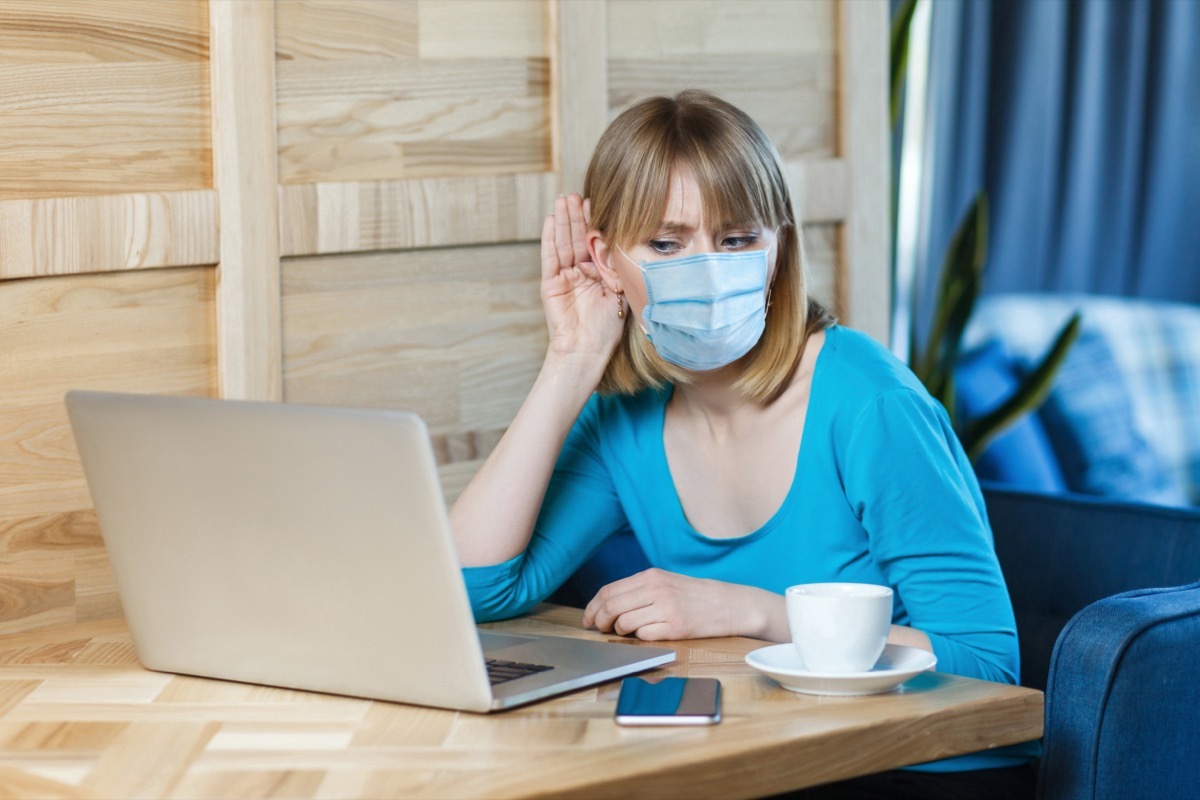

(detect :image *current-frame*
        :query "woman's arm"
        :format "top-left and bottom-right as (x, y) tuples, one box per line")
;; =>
(450, 195), (624, 566)
(846, 389), (1020, 684)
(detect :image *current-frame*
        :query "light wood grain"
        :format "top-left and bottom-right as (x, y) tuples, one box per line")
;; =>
(0, 268), (215, 633)
(210, 0), (282, 402)
(417, 0), (547, 59)
(0, 62), (211, 201)
(275, 59), (551, 184)
(552, 0), (607, 194)
(282, 243), (544, 501)
(0, 191), (217, 280)
(0, 607), (1044, 799)
(277, 174), (557, 256)
(606, 0), (835, 58)
(0, 0), (207, 64)
(275, 0), (549, 185)
(606, 0), (837, 162)
(803, 223), (841, 318)
(837, 0), (891, 344)
(275, 0), (418, 61)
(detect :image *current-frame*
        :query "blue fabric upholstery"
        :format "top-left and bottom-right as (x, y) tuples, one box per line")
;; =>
(985, 484), (1200, 693)
(1032, 330), (1189, 506)
(955, 342), (1068, 493)
(1038, 582), (1200, 800)
(964, 293), (1200, 505)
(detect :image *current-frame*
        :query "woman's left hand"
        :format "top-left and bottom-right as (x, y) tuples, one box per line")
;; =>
(582, 568), (781, 641)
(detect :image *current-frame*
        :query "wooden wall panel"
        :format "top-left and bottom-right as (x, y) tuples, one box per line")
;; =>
(210, 0), (282, 402)
(275, 0), (551, 185)
(802, 223), (841, 318)
(281, 244), (544, 501)
(0, 191), (218, 281)
(0, 1), (211, 201)
(607, 0), (837, 161)
(0, 268), (218, 631)
(277, 174), (555, 257)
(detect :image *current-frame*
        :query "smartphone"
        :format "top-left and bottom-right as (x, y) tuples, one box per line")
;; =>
(614, 677), (722, 726)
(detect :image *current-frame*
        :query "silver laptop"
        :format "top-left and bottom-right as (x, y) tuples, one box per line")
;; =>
(65, 390), (674, 712)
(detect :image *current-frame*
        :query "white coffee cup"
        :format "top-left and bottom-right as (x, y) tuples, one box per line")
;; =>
(786, 582), (893, 673)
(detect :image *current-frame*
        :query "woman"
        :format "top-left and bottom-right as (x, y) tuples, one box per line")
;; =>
(450, 91), (1035, 798)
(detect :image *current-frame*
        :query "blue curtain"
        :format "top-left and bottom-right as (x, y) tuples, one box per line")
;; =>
(912, 0), (1200, 337)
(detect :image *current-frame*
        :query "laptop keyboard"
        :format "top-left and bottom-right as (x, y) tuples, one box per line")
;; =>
(486, 658), (555, 685)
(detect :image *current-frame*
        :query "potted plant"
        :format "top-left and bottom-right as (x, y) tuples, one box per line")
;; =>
(891, 0), (1081, 462)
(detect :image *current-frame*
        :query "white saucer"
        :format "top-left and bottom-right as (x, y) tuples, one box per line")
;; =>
(745, 643), (937, 696)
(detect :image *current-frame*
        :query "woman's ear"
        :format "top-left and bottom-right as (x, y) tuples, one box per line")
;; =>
(588, 231), (624, 294)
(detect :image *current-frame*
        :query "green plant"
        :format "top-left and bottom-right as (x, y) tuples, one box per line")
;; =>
(890, 0), (1081, 462)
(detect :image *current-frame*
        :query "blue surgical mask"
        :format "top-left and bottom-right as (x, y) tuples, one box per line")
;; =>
(620, 246), (771, 372)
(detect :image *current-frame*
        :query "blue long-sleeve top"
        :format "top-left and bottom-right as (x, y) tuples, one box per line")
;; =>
(464, 325), (1035, 770)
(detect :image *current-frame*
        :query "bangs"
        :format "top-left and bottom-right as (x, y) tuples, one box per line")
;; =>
(684, 140), (787, 238)
(593, 94), (791, 249)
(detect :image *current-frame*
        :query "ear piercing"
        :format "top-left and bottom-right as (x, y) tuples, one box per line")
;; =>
(617, 295), (625, 319)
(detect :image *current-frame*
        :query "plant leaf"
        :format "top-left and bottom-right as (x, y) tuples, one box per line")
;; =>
(916, 194), (988, 395)
(890, 0), (919, 129)
(961, 312), (1083, 461)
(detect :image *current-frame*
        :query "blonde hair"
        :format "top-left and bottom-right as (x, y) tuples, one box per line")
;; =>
(585, 90), (832, 403)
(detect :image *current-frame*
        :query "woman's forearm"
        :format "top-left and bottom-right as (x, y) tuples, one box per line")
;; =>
(450, 353), (604, 566)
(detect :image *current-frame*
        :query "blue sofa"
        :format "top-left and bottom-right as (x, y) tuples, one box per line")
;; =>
(550, 484), (1200, 798)
(957, 293), (1200, 508)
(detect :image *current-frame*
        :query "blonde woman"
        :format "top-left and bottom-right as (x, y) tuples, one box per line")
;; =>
(450, 91), (1035, 798)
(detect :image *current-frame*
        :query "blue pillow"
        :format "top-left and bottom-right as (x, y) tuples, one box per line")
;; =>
(955, 342), (1068, 493)
(1030, 331), (1190, 506)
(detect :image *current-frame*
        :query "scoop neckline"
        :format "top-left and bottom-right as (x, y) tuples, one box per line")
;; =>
(655, 325), (838, 544)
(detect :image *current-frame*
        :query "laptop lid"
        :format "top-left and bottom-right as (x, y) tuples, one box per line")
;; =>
(65, 391), (673, 712)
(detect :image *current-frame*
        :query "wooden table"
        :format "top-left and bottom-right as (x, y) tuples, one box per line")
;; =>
(0, 605), (1042, 799)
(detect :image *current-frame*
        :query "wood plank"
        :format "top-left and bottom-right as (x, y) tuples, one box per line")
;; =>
(0, 268), (216, 525)
(417, 0), (547, 59)
(0, 191), (217, 280)
(605, 0), (837, 162)
(209, 0), (282, 402)
(0, 0), (207, 64)
(277, 95), (550, 184)
(275, 0), (418, 61)
(282, 243), (544, 501)
(837, 0), (891, 344)
(606, 55), (836, 161)
(606, 0), (835, 58)
(552, 0), (608, 194)
(277, 174), (556, 256)
(802, 223), (841, 318)
(275, 58), (550, 184)
(0, 63), (211, 201)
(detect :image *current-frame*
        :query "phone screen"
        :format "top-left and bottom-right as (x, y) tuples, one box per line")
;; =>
(614, 677), (721, 725)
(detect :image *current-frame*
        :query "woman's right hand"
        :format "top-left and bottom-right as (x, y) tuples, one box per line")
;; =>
(540, 194), (625, 368)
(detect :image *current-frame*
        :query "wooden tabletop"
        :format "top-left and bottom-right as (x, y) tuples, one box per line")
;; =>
(0, 605), (1043, 799)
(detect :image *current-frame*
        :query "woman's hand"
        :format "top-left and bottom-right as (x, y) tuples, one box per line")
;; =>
(541, 194), (625, 367)
(582, 568), (788, 642)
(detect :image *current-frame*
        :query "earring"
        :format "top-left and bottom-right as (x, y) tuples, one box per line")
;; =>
(616, 295), (625, 319)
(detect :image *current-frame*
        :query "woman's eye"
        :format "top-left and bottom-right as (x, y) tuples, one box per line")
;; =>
(649, 240), (680, 255)
(722, 234), (758, 250)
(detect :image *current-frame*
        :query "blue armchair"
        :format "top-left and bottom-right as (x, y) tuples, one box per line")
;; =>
(985, 484), (1200, 800)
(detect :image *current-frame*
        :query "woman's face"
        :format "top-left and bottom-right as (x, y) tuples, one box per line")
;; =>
(611, 167), (779, 323)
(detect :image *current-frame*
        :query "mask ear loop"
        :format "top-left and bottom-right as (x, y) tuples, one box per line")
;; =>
(763, 239), (777, 311)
